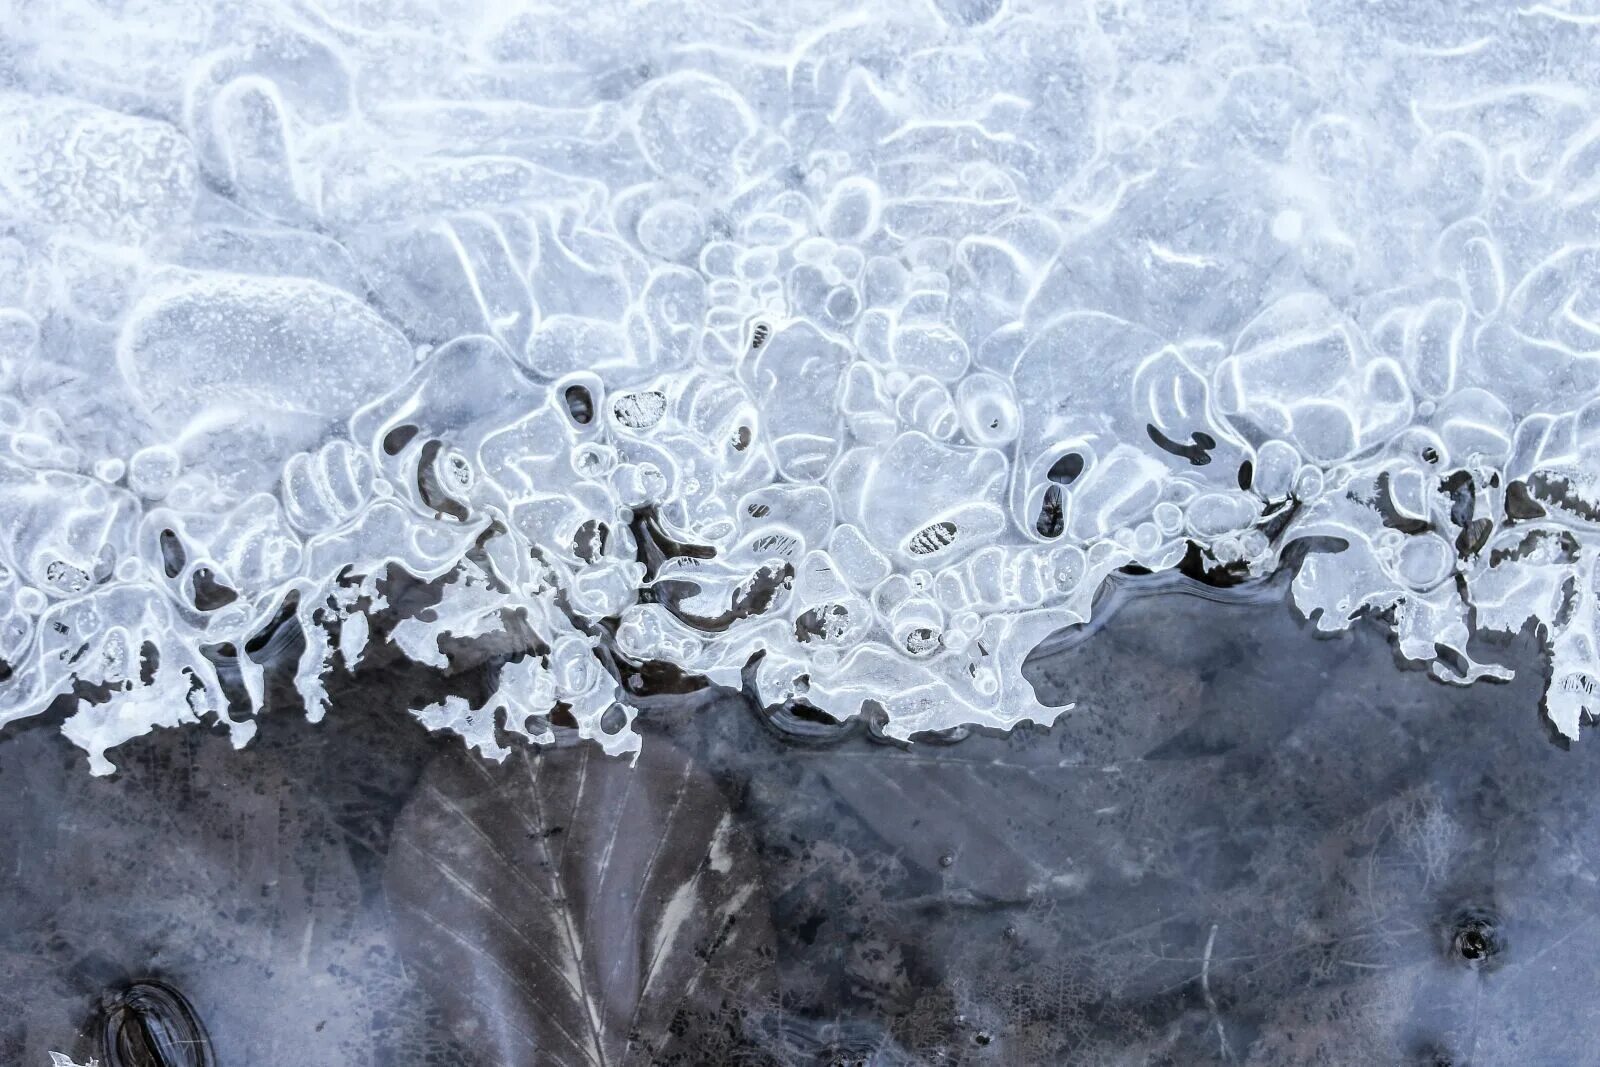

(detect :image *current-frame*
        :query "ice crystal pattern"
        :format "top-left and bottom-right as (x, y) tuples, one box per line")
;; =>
(2, 0), (1599, 772)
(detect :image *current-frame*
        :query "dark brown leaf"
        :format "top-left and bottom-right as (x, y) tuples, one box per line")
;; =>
(384, 738), (774, 1066)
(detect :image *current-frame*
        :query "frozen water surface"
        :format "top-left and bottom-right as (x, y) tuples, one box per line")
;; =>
(3, 0), (1600, 1058)
(4, 582), (1599, 1064)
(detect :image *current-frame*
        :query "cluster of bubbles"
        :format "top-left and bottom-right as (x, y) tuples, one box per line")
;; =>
(2, 0), (1599, 772)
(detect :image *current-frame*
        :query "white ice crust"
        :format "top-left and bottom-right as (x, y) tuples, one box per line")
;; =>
(2, 0), (1599, 772)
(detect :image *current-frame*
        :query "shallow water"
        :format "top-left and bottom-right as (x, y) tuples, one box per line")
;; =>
(4, 584), (1593, 1065)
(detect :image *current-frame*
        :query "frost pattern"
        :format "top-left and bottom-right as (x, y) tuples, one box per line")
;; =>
(2, 0), (1599, 771)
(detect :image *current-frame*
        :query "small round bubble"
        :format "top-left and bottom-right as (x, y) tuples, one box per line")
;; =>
(127, 445), (181, 499)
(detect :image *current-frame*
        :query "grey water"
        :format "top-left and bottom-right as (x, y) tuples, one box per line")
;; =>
(2, 580), (1591, 1066)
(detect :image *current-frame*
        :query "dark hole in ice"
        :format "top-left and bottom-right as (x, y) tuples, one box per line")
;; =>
(607, 655), (706, 697)
(98, 978), (213, 1067)
(1146, 424), (1216, 466)
(158, 530), (185, 579)
(750, 531), (800, 557)
(1421, 445), (1441, 464)
(190, 568), (238, 612)
(794, 604), (849, 643)
(1047, 452), (1084, 484)
(903, 626), (940, 656)
(907, 521), (958, 556)
(1445, 907), (1502, 969)
(1443, 470), (1475, 528)
(1454, 923), (1494, 964)
(443, 452), (473, 491)
(1505, 479), (1546, 520)
(732, 425), (753, 451)
(736, 561), (796, 619)
(1553, 574), (1581, 630)
(1527, 471), (1600, 523)
(563, 384), (595, 425)
(45, 559), (91, 593)
(416, 440), (471, 522)
(749, 321), (771, 351)
(1177, 541), (1253, 587)
(243, 592), (300, 658)
(1237, 458), (1254, 491)
(382, 423), (420, 456)
(1458, 928), (1490, 959)
(572, 519), (609, 563)
(654, 561), (793, 634)
(1035, 484), (1064, 539)
(739, 650), (856, 743)
(1259, 496), (1302, 544)
(1489, 528), (1579, 568)
(1442, 471), (1492, 558)
(628, 506), (717, 580)
(611, 390), (666, 430)
(1374, 472), (1432, 535)
(1280, 535), (1352, 568)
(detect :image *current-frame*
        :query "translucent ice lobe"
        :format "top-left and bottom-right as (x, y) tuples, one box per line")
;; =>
(3, 2), (1600, 772)
(0, 95), (197, 245)
(119, 275), (413, 435)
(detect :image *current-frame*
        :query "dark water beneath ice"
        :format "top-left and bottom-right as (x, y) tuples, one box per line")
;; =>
(1, 578), (1592, 1066)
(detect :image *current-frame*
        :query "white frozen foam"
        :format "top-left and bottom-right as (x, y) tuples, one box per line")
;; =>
(1, 0), (1598, 771)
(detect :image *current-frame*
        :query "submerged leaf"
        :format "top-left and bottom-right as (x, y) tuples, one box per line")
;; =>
(384, 737), (774, 1066)
(99, 980), (213, 1067)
